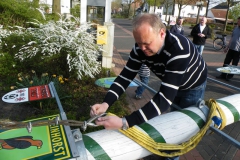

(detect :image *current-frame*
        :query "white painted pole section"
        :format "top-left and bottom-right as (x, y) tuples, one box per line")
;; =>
(83, 94), (240, 159)
(216, 95), (240, 125)
(80, 0), (87, 24)
(85, 130), (152, 160)
(105, 0), (112, 22)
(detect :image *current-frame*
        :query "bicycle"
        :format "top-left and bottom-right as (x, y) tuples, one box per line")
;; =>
(213, 34), (227, 50)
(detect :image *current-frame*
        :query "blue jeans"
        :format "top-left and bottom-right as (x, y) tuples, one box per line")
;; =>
(172, 80), (206, 110)
(135, 76), (149, 96)
(194, 44), (205, 55)
(166, 80), (206, 160)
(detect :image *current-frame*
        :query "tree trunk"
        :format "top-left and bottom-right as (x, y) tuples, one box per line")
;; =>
(154, 0), (156, 13)
(178, 4), (182, 17)
(128, 4), (131, 18)
(223, 1), (231, 32)
(172, 0), (175, 16)
(205, 1), (209, 17)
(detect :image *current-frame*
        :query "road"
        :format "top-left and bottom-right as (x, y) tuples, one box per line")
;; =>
(112, 18), (240, 160)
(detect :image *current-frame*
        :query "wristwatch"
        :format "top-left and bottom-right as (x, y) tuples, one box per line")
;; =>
(122, 117), (129, 130)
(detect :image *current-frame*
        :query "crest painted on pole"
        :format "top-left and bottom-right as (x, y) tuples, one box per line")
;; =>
(2, 85), (52, 103)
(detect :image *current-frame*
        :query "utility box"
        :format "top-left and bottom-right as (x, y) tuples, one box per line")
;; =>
(97, 25), (108, 45)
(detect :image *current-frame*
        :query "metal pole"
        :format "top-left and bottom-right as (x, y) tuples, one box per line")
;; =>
(133, 78), (157, 94)
(49, 82), (85, 158)
(207, 77), (240, 92)
(209, 126), (240, 149)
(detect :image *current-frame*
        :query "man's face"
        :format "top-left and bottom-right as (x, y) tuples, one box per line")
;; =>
(200, 17), (207, 25)
(133, 23), (165, 56)
(177, 19), (183, 25)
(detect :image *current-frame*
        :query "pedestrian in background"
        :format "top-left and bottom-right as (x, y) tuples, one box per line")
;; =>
(216, 17), (240, 81)
(191, 17), (211, 55)
(135, 64), (150, 99)
(170, 17), (184, 35)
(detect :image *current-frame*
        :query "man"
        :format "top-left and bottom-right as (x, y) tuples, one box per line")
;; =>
(216, 17), (240, 81)
(90, 14), (207, 159)
(191, 17), (211, 55)
(170, 16), (184, 35)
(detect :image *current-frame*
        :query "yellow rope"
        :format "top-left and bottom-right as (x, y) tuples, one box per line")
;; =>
(116, 99), (226, 157)
(206, 99), (226, 130)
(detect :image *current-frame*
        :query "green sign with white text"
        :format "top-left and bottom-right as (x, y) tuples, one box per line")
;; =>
(0, 115), (72, 160)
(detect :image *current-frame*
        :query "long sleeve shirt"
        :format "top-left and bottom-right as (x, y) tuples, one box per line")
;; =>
(229, 26), (240, 52)
(191, 24), (211, 45)
(138, 64), (150, 77)
(103, 30), (208, 127)
(170, 24), (184, 35)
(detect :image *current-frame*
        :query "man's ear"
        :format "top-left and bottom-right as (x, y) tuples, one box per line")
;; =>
(159, 28), (165, 37)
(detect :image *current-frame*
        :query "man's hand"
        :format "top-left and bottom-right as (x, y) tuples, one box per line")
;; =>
(90, 102), (109, 117)
(223, 47), (229, 53)
(95, 115), (125, 130)
(198, 33), (205, 37)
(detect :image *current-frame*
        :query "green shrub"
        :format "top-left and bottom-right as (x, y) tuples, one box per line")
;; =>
(0, 0), (45, 27)
(0, 19), (102, 80)
(0, 52), (18, 90)
(226, 25), (234, 32)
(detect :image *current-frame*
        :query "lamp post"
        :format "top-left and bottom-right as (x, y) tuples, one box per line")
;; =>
(182, 10), (185, 18)
(196, 1), (204, 24)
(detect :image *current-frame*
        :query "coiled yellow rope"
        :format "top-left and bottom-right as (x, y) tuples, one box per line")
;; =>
(206, 99), (226, 130)
(118, 99), (225, 157)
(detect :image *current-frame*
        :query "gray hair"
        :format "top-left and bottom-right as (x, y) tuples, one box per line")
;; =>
(132, 13), (166, 33)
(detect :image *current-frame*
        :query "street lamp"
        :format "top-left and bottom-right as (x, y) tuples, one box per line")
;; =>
(196, 1), (204, 24)
(182, 10), (185, 18)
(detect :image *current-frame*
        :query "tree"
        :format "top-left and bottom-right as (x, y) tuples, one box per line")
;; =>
(160, 0), (174, 21)
(112, 0), (122, 11)
(70, 4), (80, 18)
(176, 0), (198, 18)
(147, 0), (163, 13)
(229, 3), (240, 21)
(0, 0), (44, 27)
(223, 0), (234, 32)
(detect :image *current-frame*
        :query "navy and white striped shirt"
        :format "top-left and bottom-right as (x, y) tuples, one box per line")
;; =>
(104, 30), (207, 127)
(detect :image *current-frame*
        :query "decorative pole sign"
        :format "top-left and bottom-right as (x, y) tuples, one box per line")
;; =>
(2, 85), (52, 103)
(0, 115), (73, 160)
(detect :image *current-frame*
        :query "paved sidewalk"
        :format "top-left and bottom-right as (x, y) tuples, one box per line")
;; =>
(111, 18), (240, 160)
